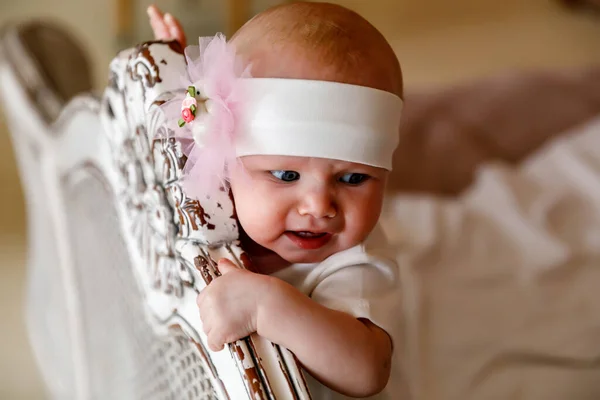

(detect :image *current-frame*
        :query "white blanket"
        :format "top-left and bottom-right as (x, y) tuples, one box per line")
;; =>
(382, 117), (600, 400)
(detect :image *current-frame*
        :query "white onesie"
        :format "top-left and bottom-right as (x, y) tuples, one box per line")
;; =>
(271, 224), (410, 400)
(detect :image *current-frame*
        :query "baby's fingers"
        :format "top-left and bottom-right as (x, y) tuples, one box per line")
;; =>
(164, 13), (187, 48)
(217, 258), (238, 275)
(147, 5), (170, 40)
(207, 330), (226, 352)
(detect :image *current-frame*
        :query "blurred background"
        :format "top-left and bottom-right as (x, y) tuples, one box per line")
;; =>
(1, 0), (600, 398)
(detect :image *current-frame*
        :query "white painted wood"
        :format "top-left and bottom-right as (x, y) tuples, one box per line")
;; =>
(0, 23), (311, 400)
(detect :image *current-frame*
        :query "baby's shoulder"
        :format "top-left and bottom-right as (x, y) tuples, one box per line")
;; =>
(358, 224), (398, 264)
(323, 224), (397, 270)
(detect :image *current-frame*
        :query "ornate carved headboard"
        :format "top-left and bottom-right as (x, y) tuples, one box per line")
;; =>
(0, 22), (310, 400)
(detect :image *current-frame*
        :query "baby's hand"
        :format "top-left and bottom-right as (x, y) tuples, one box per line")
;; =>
(147, 5), (187, 48)
(197, 259), (272, 351)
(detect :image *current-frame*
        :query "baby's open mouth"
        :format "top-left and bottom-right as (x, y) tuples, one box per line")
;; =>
(285, 231), (332, 250)
(293, 231), (327, 238)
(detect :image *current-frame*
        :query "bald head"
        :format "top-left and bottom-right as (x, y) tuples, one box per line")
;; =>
(230, 2), (403, 97)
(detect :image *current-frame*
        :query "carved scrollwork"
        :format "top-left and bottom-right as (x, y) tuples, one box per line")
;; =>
(102, 40), (311, 400)
(127, 42), (163, 92)
(153, 131), (185, 184)
(108, 113), (193, 297)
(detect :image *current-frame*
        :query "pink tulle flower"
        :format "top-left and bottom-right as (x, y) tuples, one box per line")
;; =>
(157, 34), (250, 200)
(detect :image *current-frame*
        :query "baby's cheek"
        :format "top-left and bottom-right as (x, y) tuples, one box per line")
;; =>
(234, 189), (275, 237)
(347, 193), (383, 241)
(346, 211), (373, 243)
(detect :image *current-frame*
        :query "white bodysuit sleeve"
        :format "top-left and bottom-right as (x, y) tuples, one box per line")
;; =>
(308, 231), (402, 346)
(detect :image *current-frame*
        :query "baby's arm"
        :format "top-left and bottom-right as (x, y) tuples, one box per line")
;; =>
(198, 260), (393, 398)
(147, 5), (187, 48)
(258, 278), (393, 397)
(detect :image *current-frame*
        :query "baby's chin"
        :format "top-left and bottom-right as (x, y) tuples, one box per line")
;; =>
(279, 251), (330, 265)
(251, 239), (334, 265)
(275, 240), (358, 265)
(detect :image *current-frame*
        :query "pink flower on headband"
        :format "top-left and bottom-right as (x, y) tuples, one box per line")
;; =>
(179, 89), (198, 125)
(158, 34), (250, 199)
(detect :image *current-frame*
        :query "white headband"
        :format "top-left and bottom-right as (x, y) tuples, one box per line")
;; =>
(162, 35), (404, 198)
(235, 78), (403, 170)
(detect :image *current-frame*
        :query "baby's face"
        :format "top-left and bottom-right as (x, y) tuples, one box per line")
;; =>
(229, 155), (388, 264)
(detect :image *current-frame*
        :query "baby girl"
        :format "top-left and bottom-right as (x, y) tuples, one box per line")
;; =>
(148, 2), (405, 399)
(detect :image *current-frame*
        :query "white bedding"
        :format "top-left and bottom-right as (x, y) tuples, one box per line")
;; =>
(382, 116), (600, 400)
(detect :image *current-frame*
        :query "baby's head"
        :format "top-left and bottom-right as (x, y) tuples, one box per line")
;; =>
(230, 2), (402, 96)
(227, 2), (403, 264)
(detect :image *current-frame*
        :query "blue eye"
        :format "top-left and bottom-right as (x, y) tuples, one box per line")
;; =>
(339, 173), (369, 185)
(270, 170), (300, 182)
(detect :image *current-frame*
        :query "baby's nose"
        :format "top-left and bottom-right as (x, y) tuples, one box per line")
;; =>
(297, 189), (337, 219)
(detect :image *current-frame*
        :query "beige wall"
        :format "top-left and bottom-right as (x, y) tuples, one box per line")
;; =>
(1, 0), (114, 88)
(327, 0), (600, 88)
(1, 0), (599, 88)
(0, 1), (599, 398)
